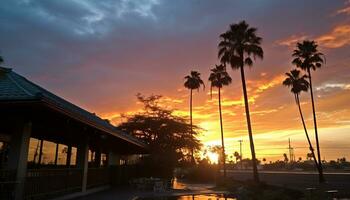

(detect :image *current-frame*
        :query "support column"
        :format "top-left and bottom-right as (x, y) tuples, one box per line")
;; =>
(38, 139), (43, 165)
(108, 152), (120, 166)
(94, 149), (101, 167)
(7, 122), (32, 200)
(77, 138), (89, 192)
(54, 143), (59, 165)
(108, 152), (121, 185)
(66, 145), (72, 167)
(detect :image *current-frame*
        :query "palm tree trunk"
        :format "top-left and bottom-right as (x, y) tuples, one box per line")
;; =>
(239, 66), (259, 183)
(307, 68), (325, 183)
(190, 89), (195, 164)
(218, 88), (226, 178)
(295, 94), (321, 176)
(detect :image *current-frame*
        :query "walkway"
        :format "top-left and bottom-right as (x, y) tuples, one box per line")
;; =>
(72, 179), (225, 200)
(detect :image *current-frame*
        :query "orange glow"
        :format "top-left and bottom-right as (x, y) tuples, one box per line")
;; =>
(101, 72), (350, 162)
(207, 152), (219, 164)
(3, 0), (350, 164)
(316, 25), (350, 48)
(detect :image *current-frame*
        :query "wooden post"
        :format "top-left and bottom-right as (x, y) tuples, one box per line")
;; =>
(7, 122), (32, 200)
(66, 145), (72, 167)
(108, 151), (121, 185)
(94, 149), (101, 167)
(77, 138), (89, 192)
(54, 143), (59, 165)
(108, 152), (120, 166)
(38, 139), (43, 165)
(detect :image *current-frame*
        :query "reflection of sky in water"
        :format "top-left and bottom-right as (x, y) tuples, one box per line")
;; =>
(140, 194), (236, 200)
(177, 194), (236, 200)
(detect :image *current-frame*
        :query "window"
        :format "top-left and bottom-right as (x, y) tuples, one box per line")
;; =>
(57, 144), (68, 165)
(0, 141), (9, 168)
(41, 140), (56, 165)
(27, 138), (41, 164)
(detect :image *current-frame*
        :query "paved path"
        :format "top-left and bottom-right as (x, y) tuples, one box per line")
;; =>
(73, 171), (350, 199)
(72, 180), (226, 200)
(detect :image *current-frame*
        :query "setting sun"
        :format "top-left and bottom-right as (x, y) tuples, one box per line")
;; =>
(207, 152), (219, 164)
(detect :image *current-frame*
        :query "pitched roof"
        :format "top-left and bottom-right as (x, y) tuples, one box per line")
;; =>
(0, 66), (147, 149)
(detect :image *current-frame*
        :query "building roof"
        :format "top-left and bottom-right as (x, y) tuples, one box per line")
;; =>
(0, 66), (147, 149)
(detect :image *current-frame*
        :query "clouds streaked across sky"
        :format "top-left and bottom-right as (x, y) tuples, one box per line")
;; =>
(1, 0), (350, 161)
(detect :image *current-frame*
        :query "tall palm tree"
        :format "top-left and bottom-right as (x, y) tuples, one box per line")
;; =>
(292, 40), (325, 183)
(283, 69), (321, 177)
(184, 70), (205, 164)
(218, 21), (263, 183)
(208, 64), (232, 178)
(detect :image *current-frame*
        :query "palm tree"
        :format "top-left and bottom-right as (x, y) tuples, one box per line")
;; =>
(184, 70), (205, 164)
(208, 64), (232, 178)
(218, 21), (263, 183)
(0, 55), (3, 64)
(292, 40), (325, 183)
(283, 69), (322, 181)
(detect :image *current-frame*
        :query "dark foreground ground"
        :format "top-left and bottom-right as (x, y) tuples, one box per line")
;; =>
(71, 180), (221, 200)
(228, 170), (350, 197)
(72, 171), (350, 200)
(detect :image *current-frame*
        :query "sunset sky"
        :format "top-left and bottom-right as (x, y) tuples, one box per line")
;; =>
(1, 0), (350, 162)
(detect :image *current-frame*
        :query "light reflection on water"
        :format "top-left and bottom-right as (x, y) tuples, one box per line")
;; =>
(139, 194), (236, 200)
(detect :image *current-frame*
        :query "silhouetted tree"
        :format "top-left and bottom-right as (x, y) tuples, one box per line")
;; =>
(0, 56), (3, 64)
(218, 20), (263, 183)
(184, 71), (205, 164)
(306, 153), (313, 161)
(208, 64), (232, 178)
(234, 151), (241, 164)
(119, 94), (202, 177)
(292, 40), (325, 183)
(283, 69), (321, 177)
(283, 153), (289, 163)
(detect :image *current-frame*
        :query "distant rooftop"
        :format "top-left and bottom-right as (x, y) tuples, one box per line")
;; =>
(0, 66), (146, 148)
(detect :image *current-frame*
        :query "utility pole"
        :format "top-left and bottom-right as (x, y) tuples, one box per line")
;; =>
(288, 138), (294, 163)
(238, 140), (243, 169)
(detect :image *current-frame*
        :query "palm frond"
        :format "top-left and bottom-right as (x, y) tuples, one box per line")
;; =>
(283, 69), (309, 95)
(218, 21), (263, 71)
(184, 70), (205, 91)
(292, 40), (324, 71)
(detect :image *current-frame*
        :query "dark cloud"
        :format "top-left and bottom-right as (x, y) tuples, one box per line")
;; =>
(0, 0), (348, 113)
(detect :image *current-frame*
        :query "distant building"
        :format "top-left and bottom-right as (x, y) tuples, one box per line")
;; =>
(0, 66), (148, 199)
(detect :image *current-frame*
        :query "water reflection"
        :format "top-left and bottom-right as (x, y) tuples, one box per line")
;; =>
(140, 194), (236, 200)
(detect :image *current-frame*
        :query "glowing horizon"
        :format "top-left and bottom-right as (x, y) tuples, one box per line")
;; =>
(1, 0), (350, 162)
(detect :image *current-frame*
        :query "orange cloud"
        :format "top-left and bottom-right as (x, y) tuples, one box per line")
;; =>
(255, 75), (285, 93)
(244, 75), (285, 104)
(316, 25), (350, 48)
(276, 34), (309, 47)
(277, 25), (350, 49)
(251, 109), (278, 116)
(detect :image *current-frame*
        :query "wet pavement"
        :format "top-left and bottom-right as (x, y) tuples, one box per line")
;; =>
(72, 179), (226, 200)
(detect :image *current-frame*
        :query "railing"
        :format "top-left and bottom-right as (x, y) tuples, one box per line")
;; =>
(87, 168), (110, 188)
(3, 166), (137, 199)
(24, 168), (82, 199)
(0, 169), (17, 200)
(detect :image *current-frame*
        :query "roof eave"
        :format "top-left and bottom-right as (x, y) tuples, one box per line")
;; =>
(39, 96), (148, 150)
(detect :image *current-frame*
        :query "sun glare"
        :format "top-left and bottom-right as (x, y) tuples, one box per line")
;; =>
(207, 152), (219, 164)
